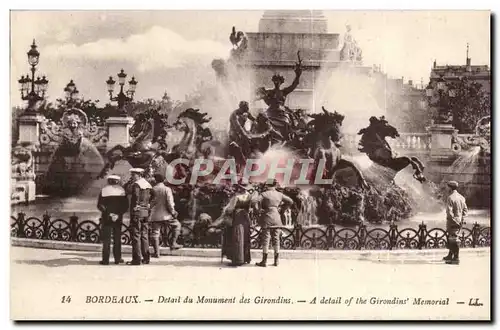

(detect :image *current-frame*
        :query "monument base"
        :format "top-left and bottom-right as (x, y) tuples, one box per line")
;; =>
(427, 124), (457, 160)
(17, 114), (45, 145)
(106, 117), (134, 150)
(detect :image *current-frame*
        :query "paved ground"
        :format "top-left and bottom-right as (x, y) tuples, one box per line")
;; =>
(10, 246), (491, 320)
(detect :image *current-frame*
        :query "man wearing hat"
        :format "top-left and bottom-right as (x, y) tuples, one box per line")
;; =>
(150, 173), (182, 258)
(255, 179), (294, 267)
(97, 174), (129, 265)
(126, 168), (153, 265)
(444, 180), (468, 265)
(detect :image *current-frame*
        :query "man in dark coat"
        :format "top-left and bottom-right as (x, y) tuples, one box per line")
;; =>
(125, 168), (153, 265)
(97, 174), (129, 265)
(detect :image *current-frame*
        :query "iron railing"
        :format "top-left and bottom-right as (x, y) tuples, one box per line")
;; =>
(10, 212), (491, 250)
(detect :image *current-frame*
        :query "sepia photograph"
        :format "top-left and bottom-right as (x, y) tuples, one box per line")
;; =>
(9, 8), (491, 320)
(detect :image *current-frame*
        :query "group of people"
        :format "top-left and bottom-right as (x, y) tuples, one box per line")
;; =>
(97, 168), (182, 266)
(97, 166), (296, 268)
(209, 179), (294, 267)
(96, 166), (467, 267)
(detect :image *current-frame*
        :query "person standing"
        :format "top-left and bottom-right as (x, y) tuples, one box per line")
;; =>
(255, 180), (293, 267)
(209, 183), (256, 267)
(126, 168), (153, 265)
(97, 174), (129, 265)
(150, 173), (182, 258)
(444, 181), (468, 265)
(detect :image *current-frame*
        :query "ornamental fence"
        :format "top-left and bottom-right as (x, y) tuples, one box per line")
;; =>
(10, 212), (491, 251)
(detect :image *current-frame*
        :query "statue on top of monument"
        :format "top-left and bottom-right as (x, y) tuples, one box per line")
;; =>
(229, 26), (248, 61)
(254, 51), (303, 141)
(340, 24), (363, 63)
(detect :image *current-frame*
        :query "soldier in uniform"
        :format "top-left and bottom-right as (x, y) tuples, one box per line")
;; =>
(255, 180), (294, 267)
(97, 174), (129, 265)
(150, 173), (182, 258)
(444, 181), (468, 265)
(125, 168), (153, 265)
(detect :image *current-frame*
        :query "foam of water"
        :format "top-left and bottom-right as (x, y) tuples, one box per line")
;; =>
(249, 145), (315, 188)
(296, 189), (319, 226)
(43, 137), (105, 196)
(313, 66), (386, 133)
(193, 63), (258, 130)
(345, 154), (443, 214)
(447, 146), (481, 176)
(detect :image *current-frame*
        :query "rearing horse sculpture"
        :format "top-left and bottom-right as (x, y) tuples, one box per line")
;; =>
(307, 107), (368, 189)
(357, 116), (426, 183)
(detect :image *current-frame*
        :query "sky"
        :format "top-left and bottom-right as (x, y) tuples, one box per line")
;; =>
(10, 10), (490, 107)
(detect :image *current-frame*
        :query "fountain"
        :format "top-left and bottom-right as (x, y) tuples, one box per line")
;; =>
(41, 108), (105, 196)
(199, 10), (490, 229)
(11, 11), (490, 239)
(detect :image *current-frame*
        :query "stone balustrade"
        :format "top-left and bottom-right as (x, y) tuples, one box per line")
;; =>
(341, 132), (431, 152)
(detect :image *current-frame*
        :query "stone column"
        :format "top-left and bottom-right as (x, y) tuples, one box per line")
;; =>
(105, 116), (134, 150)
(12, 114), (44, 204)
(17, 114), (45, 145)
(427, 123), (457, 160)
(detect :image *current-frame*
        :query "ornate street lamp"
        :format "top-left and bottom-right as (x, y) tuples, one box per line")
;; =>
(18, 40), (48, 114)
(426, 76), (453, 125)
(106, 69), (137, 116)
(64, 79), (80, 107)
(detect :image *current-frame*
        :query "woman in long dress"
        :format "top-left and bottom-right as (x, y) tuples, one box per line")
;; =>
(209, 184), (257, 267)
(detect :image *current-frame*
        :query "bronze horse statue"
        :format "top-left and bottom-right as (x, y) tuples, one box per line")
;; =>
(308, 107), (368, 189)
(357, 116), (426, 183)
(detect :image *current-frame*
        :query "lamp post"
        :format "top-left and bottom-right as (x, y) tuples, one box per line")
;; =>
(426, 76), (455, 125)
(18, 39), (49, 114)
(106, 69), (137, 117)
(64, 79), (80, 107)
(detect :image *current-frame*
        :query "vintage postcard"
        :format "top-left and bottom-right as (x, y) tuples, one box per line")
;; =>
(10, 9), (491, 320)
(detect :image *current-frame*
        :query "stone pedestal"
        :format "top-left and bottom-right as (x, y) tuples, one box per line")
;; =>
(17, 114), (44, 145)
(427, 124), (457, 159)
(13, 114), (44, 204)
(106, 117), (134, 150)
(11, 180), (36, 204)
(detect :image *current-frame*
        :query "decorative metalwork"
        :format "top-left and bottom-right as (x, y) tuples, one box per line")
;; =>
(48, 218), (71, 241)
(10, 213), (491, 251)
(76, 221), (100, 244)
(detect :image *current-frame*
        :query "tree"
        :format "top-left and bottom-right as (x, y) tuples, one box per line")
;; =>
(390, 93), (432, 133)
(37, 97), (104, 124)
(127, 91), (182, 120)
(444, 77), (490, 133)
